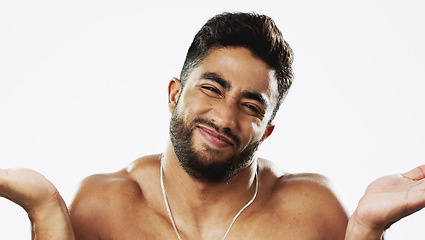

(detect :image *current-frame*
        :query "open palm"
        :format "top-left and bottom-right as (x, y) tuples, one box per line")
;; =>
(354, 165), (425, 231)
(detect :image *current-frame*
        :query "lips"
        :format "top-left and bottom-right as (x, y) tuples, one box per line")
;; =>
(197, 126), (235, 148)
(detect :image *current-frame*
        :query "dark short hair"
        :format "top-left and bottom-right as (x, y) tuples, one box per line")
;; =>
(180, 12), (294, 123)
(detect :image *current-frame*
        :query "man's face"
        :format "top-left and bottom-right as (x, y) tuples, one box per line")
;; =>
(169, 47), (278, 182)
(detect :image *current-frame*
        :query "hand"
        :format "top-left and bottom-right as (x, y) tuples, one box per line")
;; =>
(0, 168), (58, 214)
(0, 168), (75, 239)
(347, 165), (425, 239)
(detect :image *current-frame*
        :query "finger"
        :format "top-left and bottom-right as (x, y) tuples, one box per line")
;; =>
(0, 168), (12, 188)
(0, 168), (58, 211)
(0, 168), (10, 178)
(0, 168), (31, 187)
(401, 165), (425, 180)
(0, 169), (18, 201)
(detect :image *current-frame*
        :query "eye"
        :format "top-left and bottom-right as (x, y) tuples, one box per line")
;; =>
(200, 85), (222, 97)
(241, 103), (263, 117)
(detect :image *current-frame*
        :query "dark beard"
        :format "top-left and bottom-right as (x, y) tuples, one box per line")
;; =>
(169, 109), (260, 183)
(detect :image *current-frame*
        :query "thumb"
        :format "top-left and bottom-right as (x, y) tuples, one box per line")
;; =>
(401, 165), (425, 180)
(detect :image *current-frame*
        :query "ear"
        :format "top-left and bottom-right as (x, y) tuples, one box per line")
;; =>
(168, 77), (182, 113)
(261, 124), (275, 142)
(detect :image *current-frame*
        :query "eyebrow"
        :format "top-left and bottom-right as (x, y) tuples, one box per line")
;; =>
(200, 72), (268, 108)
(242, 91), (268, 109)
(200, 72), (231, 90)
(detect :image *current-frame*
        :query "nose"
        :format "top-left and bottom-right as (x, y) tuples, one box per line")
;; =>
(209, 100), (238, 131)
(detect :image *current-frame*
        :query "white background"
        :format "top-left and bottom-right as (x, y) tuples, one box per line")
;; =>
(1, 0), (424, 239)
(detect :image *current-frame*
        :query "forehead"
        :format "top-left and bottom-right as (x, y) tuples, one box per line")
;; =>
(187, 47), (278, 106)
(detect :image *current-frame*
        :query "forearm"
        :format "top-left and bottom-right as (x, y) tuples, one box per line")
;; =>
(345, 212), (384, 240)
(28, 195), (75, 240)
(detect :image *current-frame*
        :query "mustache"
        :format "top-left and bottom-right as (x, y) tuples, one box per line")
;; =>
(192, 117), (241, 148)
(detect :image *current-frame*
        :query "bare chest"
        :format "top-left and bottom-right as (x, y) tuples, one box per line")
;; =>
(99, 207), (329, 240)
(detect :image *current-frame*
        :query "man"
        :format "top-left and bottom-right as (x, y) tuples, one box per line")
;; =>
(1, 12), (425, 240)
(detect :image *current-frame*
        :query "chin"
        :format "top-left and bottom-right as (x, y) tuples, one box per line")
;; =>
(179, 148), (252, 183)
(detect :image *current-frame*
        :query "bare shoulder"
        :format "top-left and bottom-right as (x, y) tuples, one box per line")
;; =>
(257, 158), (348, 238)
(258, 158), (343, 201)
(69, 154), (162, 239)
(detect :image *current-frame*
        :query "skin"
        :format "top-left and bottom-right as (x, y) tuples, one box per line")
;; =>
(346, 165), (425, 239)
(1, 46), (425, 240)
(0, 169), (75, 239)
(69, 47), (349, 239)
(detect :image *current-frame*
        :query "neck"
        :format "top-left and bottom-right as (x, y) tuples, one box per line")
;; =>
(161, 141), (258, 228)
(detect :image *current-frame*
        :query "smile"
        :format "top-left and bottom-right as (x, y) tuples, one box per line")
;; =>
(197, 126), (235, 148)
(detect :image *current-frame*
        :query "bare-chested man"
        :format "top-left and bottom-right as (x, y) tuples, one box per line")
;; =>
(1, 12), (425, 240)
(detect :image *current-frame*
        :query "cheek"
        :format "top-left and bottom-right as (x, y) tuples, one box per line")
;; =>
(238, 120), (266, 145)
(250, 121), (266, 139)
(179, 91), (212, 118)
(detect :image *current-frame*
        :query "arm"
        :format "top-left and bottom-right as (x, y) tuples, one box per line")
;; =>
(345, 165), (425, 240)
(0, 168), (75, 240)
